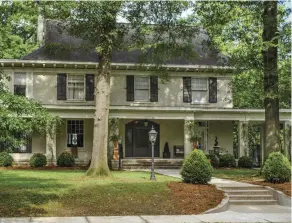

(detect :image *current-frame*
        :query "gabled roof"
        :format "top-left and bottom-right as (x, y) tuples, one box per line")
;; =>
(22, 20), (228, 66)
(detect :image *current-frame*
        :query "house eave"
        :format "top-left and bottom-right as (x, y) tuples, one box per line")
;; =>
(0, 59), (234, 73)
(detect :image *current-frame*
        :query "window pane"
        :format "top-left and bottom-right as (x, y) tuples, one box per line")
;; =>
(191, 78), (207, 90)
(14, 73), (26, 85)
(67, 75), (85, 100)
(14, 85), (26, 96)
(67, 120), (84, 147)
(135, 77), (149, 90)
(135, 89), (149, 101)
(192, 91), (208, 103)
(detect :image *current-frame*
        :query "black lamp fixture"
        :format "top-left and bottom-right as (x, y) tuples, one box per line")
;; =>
(144, 119), (149, 127)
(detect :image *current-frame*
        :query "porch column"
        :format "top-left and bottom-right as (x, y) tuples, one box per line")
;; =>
(184, 120), (192, 158)
(46, 128), (56, 166)
(238, 121), (249, 157)
(283, 121), (291, 159)
(260, 123), (265, 166)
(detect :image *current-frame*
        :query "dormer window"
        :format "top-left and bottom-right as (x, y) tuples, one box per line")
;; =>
(14, 73), (26, 96)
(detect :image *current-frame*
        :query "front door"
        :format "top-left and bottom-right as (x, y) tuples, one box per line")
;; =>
(125, 120), (159, 157)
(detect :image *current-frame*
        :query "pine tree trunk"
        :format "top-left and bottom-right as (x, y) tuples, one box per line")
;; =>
(262, 1), (280, 159)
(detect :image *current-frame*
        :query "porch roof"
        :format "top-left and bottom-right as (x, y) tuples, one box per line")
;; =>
(44, 105), (291, 122)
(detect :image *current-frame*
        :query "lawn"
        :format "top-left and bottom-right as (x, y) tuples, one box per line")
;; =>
(212, 168), (261, 181)
(0, 169), (223, 217)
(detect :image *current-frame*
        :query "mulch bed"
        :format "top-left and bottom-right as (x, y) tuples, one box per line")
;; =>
(168, 182), (225, 214)
(247, 181), (291, 197)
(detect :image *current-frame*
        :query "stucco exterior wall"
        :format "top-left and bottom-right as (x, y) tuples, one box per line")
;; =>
(32, 134), (46, 153)
(208, 120), (234, 154)
(4, 69), (232, 108)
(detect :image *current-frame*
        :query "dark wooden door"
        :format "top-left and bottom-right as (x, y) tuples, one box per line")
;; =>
(125, 120), (159, 158)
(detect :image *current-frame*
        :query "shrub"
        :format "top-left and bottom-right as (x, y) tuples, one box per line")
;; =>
(57, 151), (75, 167)
(219, 154), (236, 167)
(206, 154), (219, 168)
(30, 153), (47, 167)
(0, 152), (13, 167)
(262, 152), (291, 183)
(181, 150), (212, 184)
(238, 156), (253, 168)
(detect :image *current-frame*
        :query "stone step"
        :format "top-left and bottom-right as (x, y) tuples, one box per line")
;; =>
(219, 186), (263, 191)
(229, 195), (274, 201)
(229, 200), (277, 205)
(122, 165), (181, 169)
(224, 190), (270, 195)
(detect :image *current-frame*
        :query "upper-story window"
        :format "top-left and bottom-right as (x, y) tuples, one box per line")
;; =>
(134, 76), (149, 101)
(183, 77), (217, 104)
(67, 74), (85, 100)
(126, 75), (158, 102)
(14, 73), (26, 96)
(191, 78), (208, 103)
(57, 73), (94, 101)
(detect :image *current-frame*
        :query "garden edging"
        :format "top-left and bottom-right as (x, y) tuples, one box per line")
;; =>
(203, 188), (229, 214)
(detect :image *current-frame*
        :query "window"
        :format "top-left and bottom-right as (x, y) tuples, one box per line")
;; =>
(14, 73), (26, 96)
(134, 76), (149, 101)
(67, 74), (85, 100)
(196, 122), (208, 152)
(191, 78), (208, 103)
(0, 134), (32, 153)
(67, 120), (84, 147)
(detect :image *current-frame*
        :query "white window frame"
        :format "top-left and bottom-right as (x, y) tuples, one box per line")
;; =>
(191, 77), (208, 104)
(134, 76), (150, 102)
(196, 121), (208, 153)
(66, 74), (85, 101)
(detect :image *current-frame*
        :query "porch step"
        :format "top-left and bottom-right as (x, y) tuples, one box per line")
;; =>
(219, 186), (263, 191)
(121, 159), (183, 169)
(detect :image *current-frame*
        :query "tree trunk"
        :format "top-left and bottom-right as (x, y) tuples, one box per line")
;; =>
(86, 71), (111, 176)
(262, 1), (280, 159)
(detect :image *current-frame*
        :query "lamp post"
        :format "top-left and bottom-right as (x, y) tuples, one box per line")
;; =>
(148, 125), (157, 180)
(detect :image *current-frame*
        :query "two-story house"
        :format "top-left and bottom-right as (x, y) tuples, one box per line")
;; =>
(1, 20), (290, 167)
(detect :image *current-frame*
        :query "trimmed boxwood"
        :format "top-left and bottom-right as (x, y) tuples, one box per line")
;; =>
(219, 154), (236, 168)
(57, 151), (75, 167)
(238, 156), (253, 168)
(206, 154), (219, 168)
(30, 153), (47, 167)
(262, 152), (291, 183)
(181, 149), (212, 184)
(0, 152), (13, 167)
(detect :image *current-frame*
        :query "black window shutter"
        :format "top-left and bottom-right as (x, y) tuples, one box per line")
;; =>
(183, 77), (192, 102)
(126, 75), (134, 101)
(209, 77), (217, 103)
(57, 73), (67, 100)
(85, 74), (95, 101)
(150, 76), (158, 102)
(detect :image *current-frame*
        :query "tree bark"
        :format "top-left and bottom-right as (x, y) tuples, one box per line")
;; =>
(262, 1), (280, 159)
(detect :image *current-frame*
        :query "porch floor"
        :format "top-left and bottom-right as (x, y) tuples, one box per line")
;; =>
(119, 158), (184, 169)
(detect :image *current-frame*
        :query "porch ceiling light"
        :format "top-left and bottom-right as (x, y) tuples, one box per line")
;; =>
(148, 126), (157, 144)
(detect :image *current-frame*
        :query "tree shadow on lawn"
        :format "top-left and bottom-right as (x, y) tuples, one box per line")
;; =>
(0, 171), (69, 217)
(57, 181), (177, 216)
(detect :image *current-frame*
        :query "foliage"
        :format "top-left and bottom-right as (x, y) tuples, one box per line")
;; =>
(29, 153), (47, 167)
(57, 151), (75, 167)
(0, 1), (39, 59)
(206, 154), (219, 168)
(181, 150), (212, 184)
(0, 152), (13, 167)
(238, 156), (253, 168)
(219, 154), (236, 168)
(262, 152), (291, 183)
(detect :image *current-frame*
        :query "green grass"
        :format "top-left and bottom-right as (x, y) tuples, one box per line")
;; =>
(212, 168), (262, 181)
(0, 170), (180, 217)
